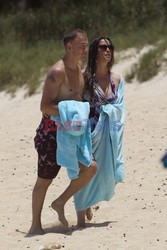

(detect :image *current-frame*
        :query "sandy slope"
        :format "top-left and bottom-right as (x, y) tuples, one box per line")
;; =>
(0, 57), (167, 250)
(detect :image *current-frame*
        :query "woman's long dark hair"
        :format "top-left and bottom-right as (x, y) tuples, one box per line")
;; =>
(84, 36), (114, 102)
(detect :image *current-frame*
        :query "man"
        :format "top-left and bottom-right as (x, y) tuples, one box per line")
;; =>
(28, 29), (97, 235)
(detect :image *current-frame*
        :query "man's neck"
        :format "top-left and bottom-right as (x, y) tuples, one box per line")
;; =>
(63, 56), (79, 71)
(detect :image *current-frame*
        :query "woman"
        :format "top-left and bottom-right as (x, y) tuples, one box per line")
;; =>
(84, 36), (120, 131)
(74, 36), (125, 227)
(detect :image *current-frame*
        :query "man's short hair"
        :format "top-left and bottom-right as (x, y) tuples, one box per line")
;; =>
(63, 29), (87, 46)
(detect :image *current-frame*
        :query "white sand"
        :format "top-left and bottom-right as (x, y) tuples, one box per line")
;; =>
(0, 56), (167, 250)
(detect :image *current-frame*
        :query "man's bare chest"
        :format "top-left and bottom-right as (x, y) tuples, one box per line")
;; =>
(57, 74), (85, 102)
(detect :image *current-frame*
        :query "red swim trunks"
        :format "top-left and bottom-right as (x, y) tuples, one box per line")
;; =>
(34, 115), (61, 179)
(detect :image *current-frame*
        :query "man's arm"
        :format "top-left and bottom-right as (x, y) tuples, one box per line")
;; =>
(40, 68), (64, 116)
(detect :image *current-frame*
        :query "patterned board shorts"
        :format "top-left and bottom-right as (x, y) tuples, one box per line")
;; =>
(34, 116), (61, 179)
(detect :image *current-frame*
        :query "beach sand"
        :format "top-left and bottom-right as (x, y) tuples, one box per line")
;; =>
(0, 56), (167, 249)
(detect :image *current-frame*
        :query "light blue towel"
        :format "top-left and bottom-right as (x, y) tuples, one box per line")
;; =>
(74, 77), (125, 211)
(51, 101), (92, 180)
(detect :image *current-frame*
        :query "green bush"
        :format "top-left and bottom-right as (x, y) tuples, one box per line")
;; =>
(1, 0), (166, 43)
(137, 41), (166, 82)
(125, 40), (167, 83)
(0, 0), (167, 94)
(0, 40), (63, 94)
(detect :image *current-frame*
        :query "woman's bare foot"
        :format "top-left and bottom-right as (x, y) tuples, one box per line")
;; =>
(51, 200), (68, 227)
(93, 205), (99, 211)
(85, 207), (93, 221)
(77, 210), (86, 228)
(27, 227), (45, 236)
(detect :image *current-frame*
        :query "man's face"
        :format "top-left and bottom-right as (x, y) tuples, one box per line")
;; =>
(70, 33), (89, 61)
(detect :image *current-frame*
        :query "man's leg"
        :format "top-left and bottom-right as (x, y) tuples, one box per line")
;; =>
(51, 161), (97, 227)
(28, 177), (52, 235)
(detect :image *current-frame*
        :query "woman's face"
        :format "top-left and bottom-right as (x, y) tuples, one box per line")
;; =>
(96, 39), (112, 64)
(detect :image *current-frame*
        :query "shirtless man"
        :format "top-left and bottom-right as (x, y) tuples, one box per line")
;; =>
(28, 29), (97, 235)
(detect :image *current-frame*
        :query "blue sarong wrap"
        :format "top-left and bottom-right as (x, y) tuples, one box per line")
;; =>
(74, 77), (125, 211)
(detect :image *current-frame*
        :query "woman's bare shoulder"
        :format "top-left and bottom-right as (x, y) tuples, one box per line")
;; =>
(111, 72), (121, 88)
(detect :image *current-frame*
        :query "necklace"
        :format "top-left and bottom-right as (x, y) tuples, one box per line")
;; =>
(96, 78), (110, 95)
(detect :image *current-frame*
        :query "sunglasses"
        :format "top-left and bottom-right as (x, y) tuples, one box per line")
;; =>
(98, 44), (113, 51)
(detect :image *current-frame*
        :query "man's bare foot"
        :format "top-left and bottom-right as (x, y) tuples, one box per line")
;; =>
(86, 207), (93, 221)
(27, 227), (45, 237)
(51, 200), (68, 227)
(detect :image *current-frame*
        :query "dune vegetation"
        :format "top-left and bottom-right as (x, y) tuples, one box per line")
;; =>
(0, 0), (166, 94)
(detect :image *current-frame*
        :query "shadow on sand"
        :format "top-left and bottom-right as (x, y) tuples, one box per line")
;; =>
(22, 220), (117, 237)
(42, 220), (117, 235)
